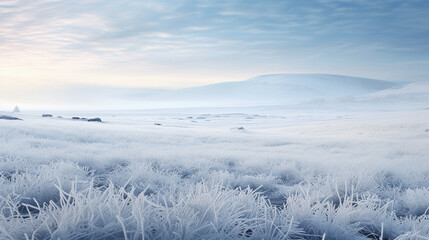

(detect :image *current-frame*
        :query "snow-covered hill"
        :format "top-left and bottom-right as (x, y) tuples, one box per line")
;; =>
(140, 74), (402, 108)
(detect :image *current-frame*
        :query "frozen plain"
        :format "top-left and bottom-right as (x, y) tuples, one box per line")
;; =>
(1, 75), (429, 239)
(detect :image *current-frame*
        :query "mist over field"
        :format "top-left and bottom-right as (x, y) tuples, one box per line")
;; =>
(1, 0), (429, 239)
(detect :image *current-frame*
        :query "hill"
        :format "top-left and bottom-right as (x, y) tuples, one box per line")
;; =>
(142, 74), (401, 107)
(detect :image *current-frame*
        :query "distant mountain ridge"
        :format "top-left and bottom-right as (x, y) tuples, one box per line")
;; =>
(140, 74), (402, 107)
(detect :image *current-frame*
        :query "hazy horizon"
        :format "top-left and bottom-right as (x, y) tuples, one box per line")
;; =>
(1, 73), (426, 111)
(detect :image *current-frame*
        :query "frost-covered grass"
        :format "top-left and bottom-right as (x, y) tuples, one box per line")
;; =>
(0, 109), (428, 239)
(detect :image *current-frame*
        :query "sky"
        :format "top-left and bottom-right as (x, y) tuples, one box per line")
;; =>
(0, 0), (428, 108)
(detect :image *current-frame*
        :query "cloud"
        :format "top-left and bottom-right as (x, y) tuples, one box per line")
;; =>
(185, 26), (213, 31)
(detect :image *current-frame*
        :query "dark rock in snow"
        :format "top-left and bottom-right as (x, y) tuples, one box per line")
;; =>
(0, 115), (22, 120)
(237, 127), (245, 130)
(42, 114), (53, 117)
(72, 117), (80, 120)
(80, 118), (87, 120)
(154, 123), (162, 126)
(88, 118), (102, 122)
(425, 129), (429, 132)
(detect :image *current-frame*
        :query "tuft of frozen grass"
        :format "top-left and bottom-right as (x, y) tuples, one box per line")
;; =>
(0, 160), (90, 209)
(0, 181), (303, 240)
(398, 187), (429, 217)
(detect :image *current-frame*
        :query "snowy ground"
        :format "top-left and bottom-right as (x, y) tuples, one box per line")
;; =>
(1, 75), (429, 239)
(1, 104), (429, 239)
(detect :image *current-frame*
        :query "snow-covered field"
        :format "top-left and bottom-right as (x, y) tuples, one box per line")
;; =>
(1, 75), (429, 239)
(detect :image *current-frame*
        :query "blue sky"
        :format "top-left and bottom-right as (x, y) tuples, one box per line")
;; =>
(0, 0), (428, 92)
